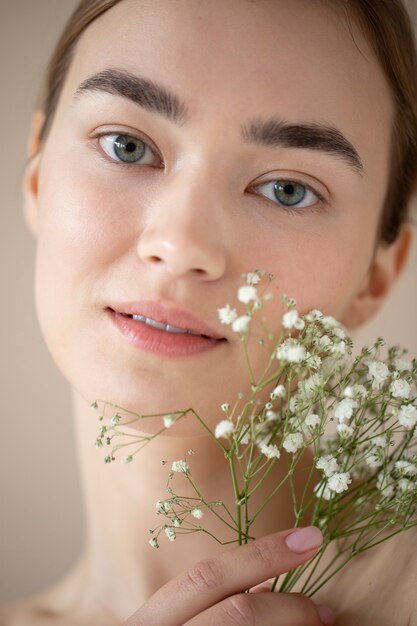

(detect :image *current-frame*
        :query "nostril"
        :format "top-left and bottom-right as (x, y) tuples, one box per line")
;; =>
(148, 255), (162, 263)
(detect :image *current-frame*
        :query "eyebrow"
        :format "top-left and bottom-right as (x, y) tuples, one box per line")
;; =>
(74, 68), (364, 175)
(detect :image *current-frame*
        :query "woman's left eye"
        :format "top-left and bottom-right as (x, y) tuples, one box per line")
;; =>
(253, 179), (321, 210)
(98, 133), (158, 165)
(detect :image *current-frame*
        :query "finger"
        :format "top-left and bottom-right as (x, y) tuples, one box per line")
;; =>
(123, 527), (323, 626)
(183, 591), (331, 626)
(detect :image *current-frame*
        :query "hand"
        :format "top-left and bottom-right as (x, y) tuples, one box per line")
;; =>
(123, 526), (335, 625)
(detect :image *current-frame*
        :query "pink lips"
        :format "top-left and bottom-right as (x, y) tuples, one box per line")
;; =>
(107, 301), (226, 357)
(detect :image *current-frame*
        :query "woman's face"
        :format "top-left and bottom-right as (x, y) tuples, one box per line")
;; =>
(28, 0), (395, 427)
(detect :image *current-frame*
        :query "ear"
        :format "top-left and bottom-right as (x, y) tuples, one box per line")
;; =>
(340, 226), (413, 329)
(23, 111), (45, 237)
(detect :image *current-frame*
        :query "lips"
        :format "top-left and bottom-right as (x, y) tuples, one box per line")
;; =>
(106, 300), (226, 357)
(108, 301), (225, 339)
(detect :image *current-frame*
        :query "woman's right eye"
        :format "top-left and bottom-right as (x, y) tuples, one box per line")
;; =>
(98, 133), (158, 165)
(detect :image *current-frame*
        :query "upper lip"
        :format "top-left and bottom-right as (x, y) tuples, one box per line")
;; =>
(108, 301), (226, 340)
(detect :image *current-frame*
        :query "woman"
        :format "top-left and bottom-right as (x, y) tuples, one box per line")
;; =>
(2, 0), (417, 623)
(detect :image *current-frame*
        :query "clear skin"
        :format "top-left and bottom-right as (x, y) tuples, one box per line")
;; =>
(8, 0), (415, 624)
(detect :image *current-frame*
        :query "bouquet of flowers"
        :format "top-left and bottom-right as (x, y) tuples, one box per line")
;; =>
(93, 270), (417, 596)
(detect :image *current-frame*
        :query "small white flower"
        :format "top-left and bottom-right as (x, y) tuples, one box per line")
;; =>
(372, 435), (387, 448)
(244, 272), (261, 285)
(322, 315), (340, 329)
(221, 403), (230, 413)
(365, 450), (383, 468)
(316, 455), (339, 477)
(110, 414), (120, 426)
(282, 432), (304, 453)
(282, 309), (300, 329)
(337, 423), (354, 438)
(394, 358), (413, 372)
(367, 360), (390, 390)
(163, 414), (175, 428)
(191, 508), (204, 519)
(398, 478), (415, 493)
(217, 304), (238, 325)
(306, 309), (323, 322)
(314, 482), (333, 501)
(334, 398), (357, 423)
(397, 405), (417, 429)
(332, 326), (346, 340)
(344, 384), (367, 400)
(300, 374), (323, 398)
(390, 379), (411, 399)
(377, 472), (395, 499)
(215, 419), (235, 439)
(149, 537), (159, 548)
(305, 414), (321, 429)
(308, 355), (322, 370)
(121, 455), (133, 464)
(259, 443), (281, 459)
(318, 335), (332, 351)
(171, 460), (189, 473)
(270, 384), (286, 399)
(172, 517), (182, 527)
(395, 460), (417, 476)
(331, 340), (346, 357)
(277, 340), (307, 364)
(327, 471), (352, 494)
(265, 409), (279, 421)
(164, 527), (177, 541)
(238, 285), (258, 303)
(232, 315), (251, 333)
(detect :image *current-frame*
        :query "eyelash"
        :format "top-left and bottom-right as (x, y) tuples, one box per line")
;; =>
(94, 131), (325, 213)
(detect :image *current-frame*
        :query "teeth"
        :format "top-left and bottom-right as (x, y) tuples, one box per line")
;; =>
(131, 314), (201, 336)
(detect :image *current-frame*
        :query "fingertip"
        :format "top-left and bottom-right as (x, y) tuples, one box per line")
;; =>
(285, 526), (323, 554)
(315, 603), (335, 625)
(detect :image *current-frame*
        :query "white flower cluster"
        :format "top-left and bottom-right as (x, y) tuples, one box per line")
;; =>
(315, 454), (352, 500)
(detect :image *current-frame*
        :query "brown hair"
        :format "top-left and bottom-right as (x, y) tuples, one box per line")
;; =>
(39, 0), (417, 244)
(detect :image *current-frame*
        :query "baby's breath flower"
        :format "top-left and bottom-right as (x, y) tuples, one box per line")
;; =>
(395, 460), (417, 476)
(372, 435), (388, 448)
(394, 358), (413, 372)
(238, 285), (258, 303)
(218, 304), (238, 325)
(121, 455), (133, 465)
(377, 472), (395, 499)
(171, 460), (189, 473)
(316, 455), (339, 477)
(164, 527), (177, 541)
(163, 414), (175, 428)
(398, 478), (415, 493)
(305, 309), (323, 322)
(314, 481), (333, 501)
(259, 443), (281, 459)
(365, 449), (384, 468)
(215, 419), (235, 439)
(270, 384), (286, 399)
(232, 315), (251, 333)
(149, 537), (159, 549)
(243, 272), (261, 285)
(331, 341), (346, 357)
(332, 326), (346, 340)
(367, 360), (390, 390)
(305, 414), (321, 429)
(191, 508), (204, 519)
(110, 414), (120, 426)
(334, 398), (357, 423)
(397, 405), (417, 429)
(327, 471), (352, 494)
(322, 315), (339, 329)
(336, 423), (354, 438)
(282, 310), (301, 329)
(221, 403), (230, 413)
(308, 355), (322, 370)
(282, 432), (304, 453)
(276, 340), (307, 364)
(390, 379), (411, 399)
(172, 517), (182, 527)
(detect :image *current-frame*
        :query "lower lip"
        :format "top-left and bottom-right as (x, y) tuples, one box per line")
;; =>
(107, 310), (226, 357)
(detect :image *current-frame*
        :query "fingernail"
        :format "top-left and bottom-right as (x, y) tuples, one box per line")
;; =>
(285, 526), (323, 553)
(315, 603), (335, 625)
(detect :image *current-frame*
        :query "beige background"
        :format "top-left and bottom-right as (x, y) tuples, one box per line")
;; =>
(0, 0), (416, 604)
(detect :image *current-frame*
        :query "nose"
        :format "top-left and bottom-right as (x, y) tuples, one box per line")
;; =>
(137, 175), (227, 281)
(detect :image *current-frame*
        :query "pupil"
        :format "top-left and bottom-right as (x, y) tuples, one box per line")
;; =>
(125, 142), (136, 153)
(284, 184), (295, 195)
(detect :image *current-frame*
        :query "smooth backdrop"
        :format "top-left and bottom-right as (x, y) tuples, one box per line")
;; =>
(1, 0), (416, 603)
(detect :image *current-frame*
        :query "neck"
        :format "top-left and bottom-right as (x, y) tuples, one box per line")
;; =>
(60, 390), (308, 623)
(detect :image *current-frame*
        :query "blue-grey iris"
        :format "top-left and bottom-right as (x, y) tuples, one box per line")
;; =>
(114, 135), (146, 163)
(274, 181), (306, 206)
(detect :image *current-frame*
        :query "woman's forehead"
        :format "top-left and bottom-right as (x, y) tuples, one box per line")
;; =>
(62, 0), (393, 178)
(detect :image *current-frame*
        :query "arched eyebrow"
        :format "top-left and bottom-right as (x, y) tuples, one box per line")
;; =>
(74, 67), (364, 175)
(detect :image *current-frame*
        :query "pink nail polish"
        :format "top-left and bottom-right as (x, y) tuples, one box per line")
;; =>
(315, 603), (335, 625)
(285, 526), (323, 553)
